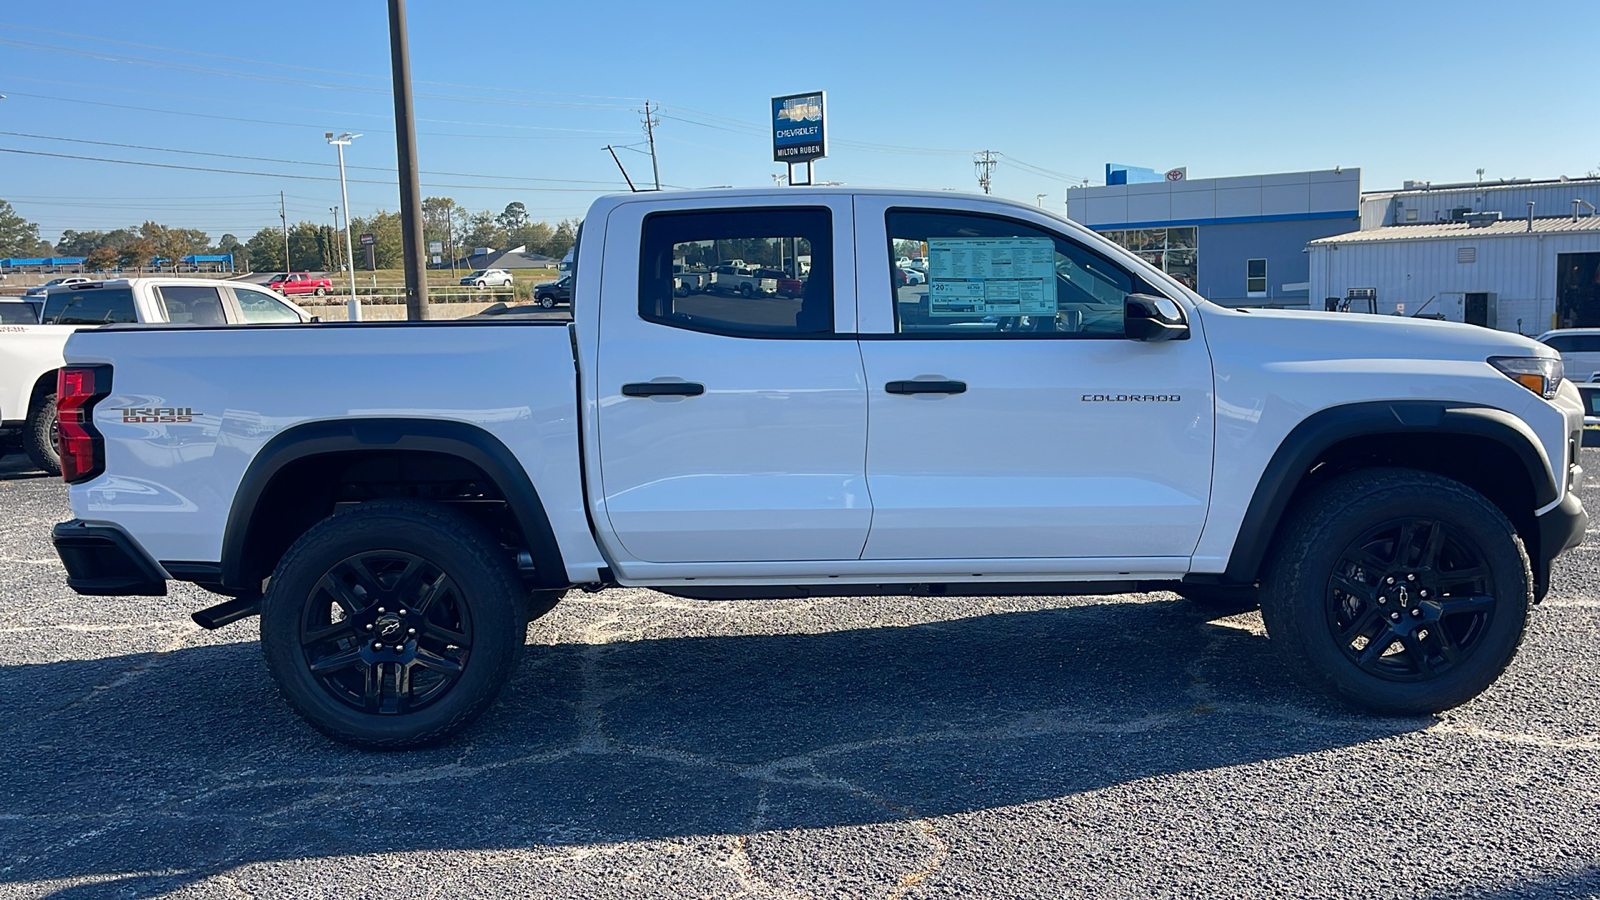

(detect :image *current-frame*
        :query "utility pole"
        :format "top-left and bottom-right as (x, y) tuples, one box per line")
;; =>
(642, 101), (661, 191)
(387, 0), (429, 320)
(974, 151), (997, 195)
(279, 191), (289, 275)
(329, 206), (340, 272)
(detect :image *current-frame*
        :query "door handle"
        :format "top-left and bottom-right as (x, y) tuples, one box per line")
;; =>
(622, 381), (705, 397)
(885, 380), (967, 395)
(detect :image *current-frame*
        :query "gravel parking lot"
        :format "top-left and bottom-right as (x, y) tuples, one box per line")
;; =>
(3, 452), (1599, 898)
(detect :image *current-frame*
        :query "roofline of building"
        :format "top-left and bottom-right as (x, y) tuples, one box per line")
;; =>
(1084, 210), (1359, 231)
(1365, 175), (1600, 197)
(1309, 217), (1600, 246)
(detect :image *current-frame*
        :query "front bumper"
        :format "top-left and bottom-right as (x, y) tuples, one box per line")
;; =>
(51, 520), (167, 596)
(1536, 491), (1588, 600)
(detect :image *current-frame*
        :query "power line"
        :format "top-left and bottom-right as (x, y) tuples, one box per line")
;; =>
(0, 90), (628, 140)
(0, 146), (620, 192)
(0, 37), (637, 112)
(0, 131), (632, 187)
(0, 22), (649, 102)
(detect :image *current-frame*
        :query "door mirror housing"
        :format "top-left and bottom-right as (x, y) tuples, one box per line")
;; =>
(1125, 294), (1189, 342)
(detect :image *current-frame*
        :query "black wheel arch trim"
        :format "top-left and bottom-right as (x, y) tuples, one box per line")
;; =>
(1220, 400), (1559, 586)
(219, 417), (568, 593)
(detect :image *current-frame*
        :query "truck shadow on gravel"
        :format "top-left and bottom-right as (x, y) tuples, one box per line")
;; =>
(1, 599), (1431, 895)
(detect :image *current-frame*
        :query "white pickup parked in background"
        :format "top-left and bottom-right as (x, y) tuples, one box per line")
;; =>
(50, 187), (1587, 750)
(0, 277), (309, 474)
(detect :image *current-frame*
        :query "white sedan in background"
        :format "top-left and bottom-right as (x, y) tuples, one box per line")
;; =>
(461, 269), (514, 288)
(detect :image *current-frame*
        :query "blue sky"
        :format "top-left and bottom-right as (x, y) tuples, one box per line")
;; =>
(2, 0), (1597, 244)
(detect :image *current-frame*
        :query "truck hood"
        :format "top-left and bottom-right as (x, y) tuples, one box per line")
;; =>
(1196, 304), (1555, 365)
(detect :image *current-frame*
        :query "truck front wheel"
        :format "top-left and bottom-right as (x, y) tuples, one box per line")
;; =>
(260, 500), (526, 750)
(1260, 468), (1531, 716)
(24, 393), (60, 476)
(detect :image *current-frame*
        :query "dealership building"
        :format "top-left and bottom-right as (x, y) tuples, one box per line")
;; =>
(1308, 178), (1600, 334)
(1066, 168), (1361, 307)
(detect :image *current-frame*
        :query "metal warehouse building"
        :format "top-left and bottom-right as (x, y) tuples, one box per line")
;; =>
(1308, 217), (1600, 334)
(1309, 177), (1600, 335)
(1066, 168), (1361, 307)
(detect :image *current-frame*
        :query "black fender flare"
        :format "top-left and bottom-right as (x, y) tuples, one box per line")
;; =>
(219, 417), (567, 592)
(1217, 400), (1557, 585)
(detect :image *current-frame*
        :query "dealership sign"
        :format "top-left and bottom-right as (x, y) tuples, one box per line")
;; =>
(772, 91), (826, 163)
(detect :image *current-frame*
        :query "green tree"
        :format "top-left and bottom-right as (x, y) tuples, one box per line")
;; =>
(0, 199), (42, 258)
(85, 246), (120, 272)
(118, 237), (156, 271)
(461, 210), (507, 255)
(547, 218), (581, 260)
(496, 202), (529, 233)
(57, 229), (109, 257)
(349, 210), (403, 269)
(245, 227), (285, 273)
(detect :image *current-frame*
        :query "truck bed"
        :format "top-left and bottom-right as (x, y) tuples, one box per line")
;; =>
(63, 320), (606, 582)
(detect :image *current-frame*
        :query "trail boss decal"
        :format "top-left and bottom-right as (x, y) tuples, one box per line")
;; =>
(1081, 394), (1182, 402)
(117, 407), (199, 423)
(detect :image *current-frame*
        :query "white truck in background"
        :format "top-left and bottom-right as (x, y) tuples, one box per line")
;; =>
(0, 278), (310, 473)
(49, 187), (1586, 751)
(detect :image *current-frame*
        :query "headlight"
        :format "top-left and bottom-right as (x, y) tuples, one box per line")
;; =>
(1489, 356), (1564, 400)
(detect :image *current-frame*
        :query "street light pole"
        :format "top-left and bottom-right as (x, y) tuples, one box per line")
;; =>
(326, 132), (362, 322)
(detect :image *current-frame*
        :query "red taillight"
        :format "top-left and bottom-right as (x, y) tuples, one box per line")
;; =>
(57, 365), (111, 484)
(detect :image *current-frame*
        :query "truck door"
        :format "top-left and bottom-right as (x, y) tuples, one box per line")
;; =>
(852, 196), (1214, 563)
(594, 197), (867, 563)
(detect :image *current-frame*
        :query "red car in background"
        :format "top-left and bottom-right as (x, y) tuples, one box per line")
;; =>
(267, 272), (333, 296)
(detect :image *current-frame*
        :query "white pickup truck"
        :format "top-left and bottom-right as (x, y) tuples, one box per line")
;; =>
(50, 188), (1587, 750)
(0, 278), (310, 474)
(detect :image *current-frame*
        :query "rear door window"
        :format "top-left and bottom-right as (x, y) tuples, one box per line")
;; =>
(639, 207), (832, 336)
(156, 286), (228, 325)
(41, 288), (138, 325)
(0, 303), (40, 324)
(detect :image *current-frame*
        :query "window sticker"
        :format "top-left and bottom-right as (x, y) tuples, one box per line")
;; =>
(926, 237), (1056, 317)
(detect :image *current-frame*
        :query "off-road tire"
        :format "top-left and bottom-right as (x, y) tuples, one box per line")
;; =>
(1260, 468), (1531, 716)
(24, 393), (60, 476)
(260, 500), (526, 750)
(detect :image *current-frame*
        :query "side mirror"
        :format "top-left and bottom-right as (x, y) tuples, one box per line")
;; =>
(1125, 293), (1189, 342)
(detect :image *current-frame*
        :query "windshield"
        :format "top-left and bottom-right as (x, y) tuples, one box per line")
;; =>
(467, 270), (487, 277)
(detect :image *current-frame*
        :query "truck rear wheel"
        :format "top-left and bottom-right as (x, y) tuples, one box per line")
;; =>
(1260, 468), (1531, 716)
(260, 500), (526, 750)
(24, 393), (60, 476)
(314, 287), (327, 296)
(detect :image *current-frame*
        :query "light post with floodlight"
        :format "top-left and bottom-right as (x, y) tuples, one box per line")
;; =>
(325, 132), (362, 321)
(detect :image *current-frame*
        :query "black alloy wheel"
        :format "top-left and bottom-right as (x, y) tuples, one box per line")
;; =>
(1260, 468), (1532, 716)
(1326, 517), (1496, 681)
(298, 550), (474, 715)
(261, 500), (525, 749)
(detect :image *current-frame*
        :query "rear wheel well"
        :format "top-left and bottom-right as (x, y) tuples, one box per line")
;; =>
(1273, 432), (1538, 577)
(236, 449), (538, 592)
(29, 369), (58, 414)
